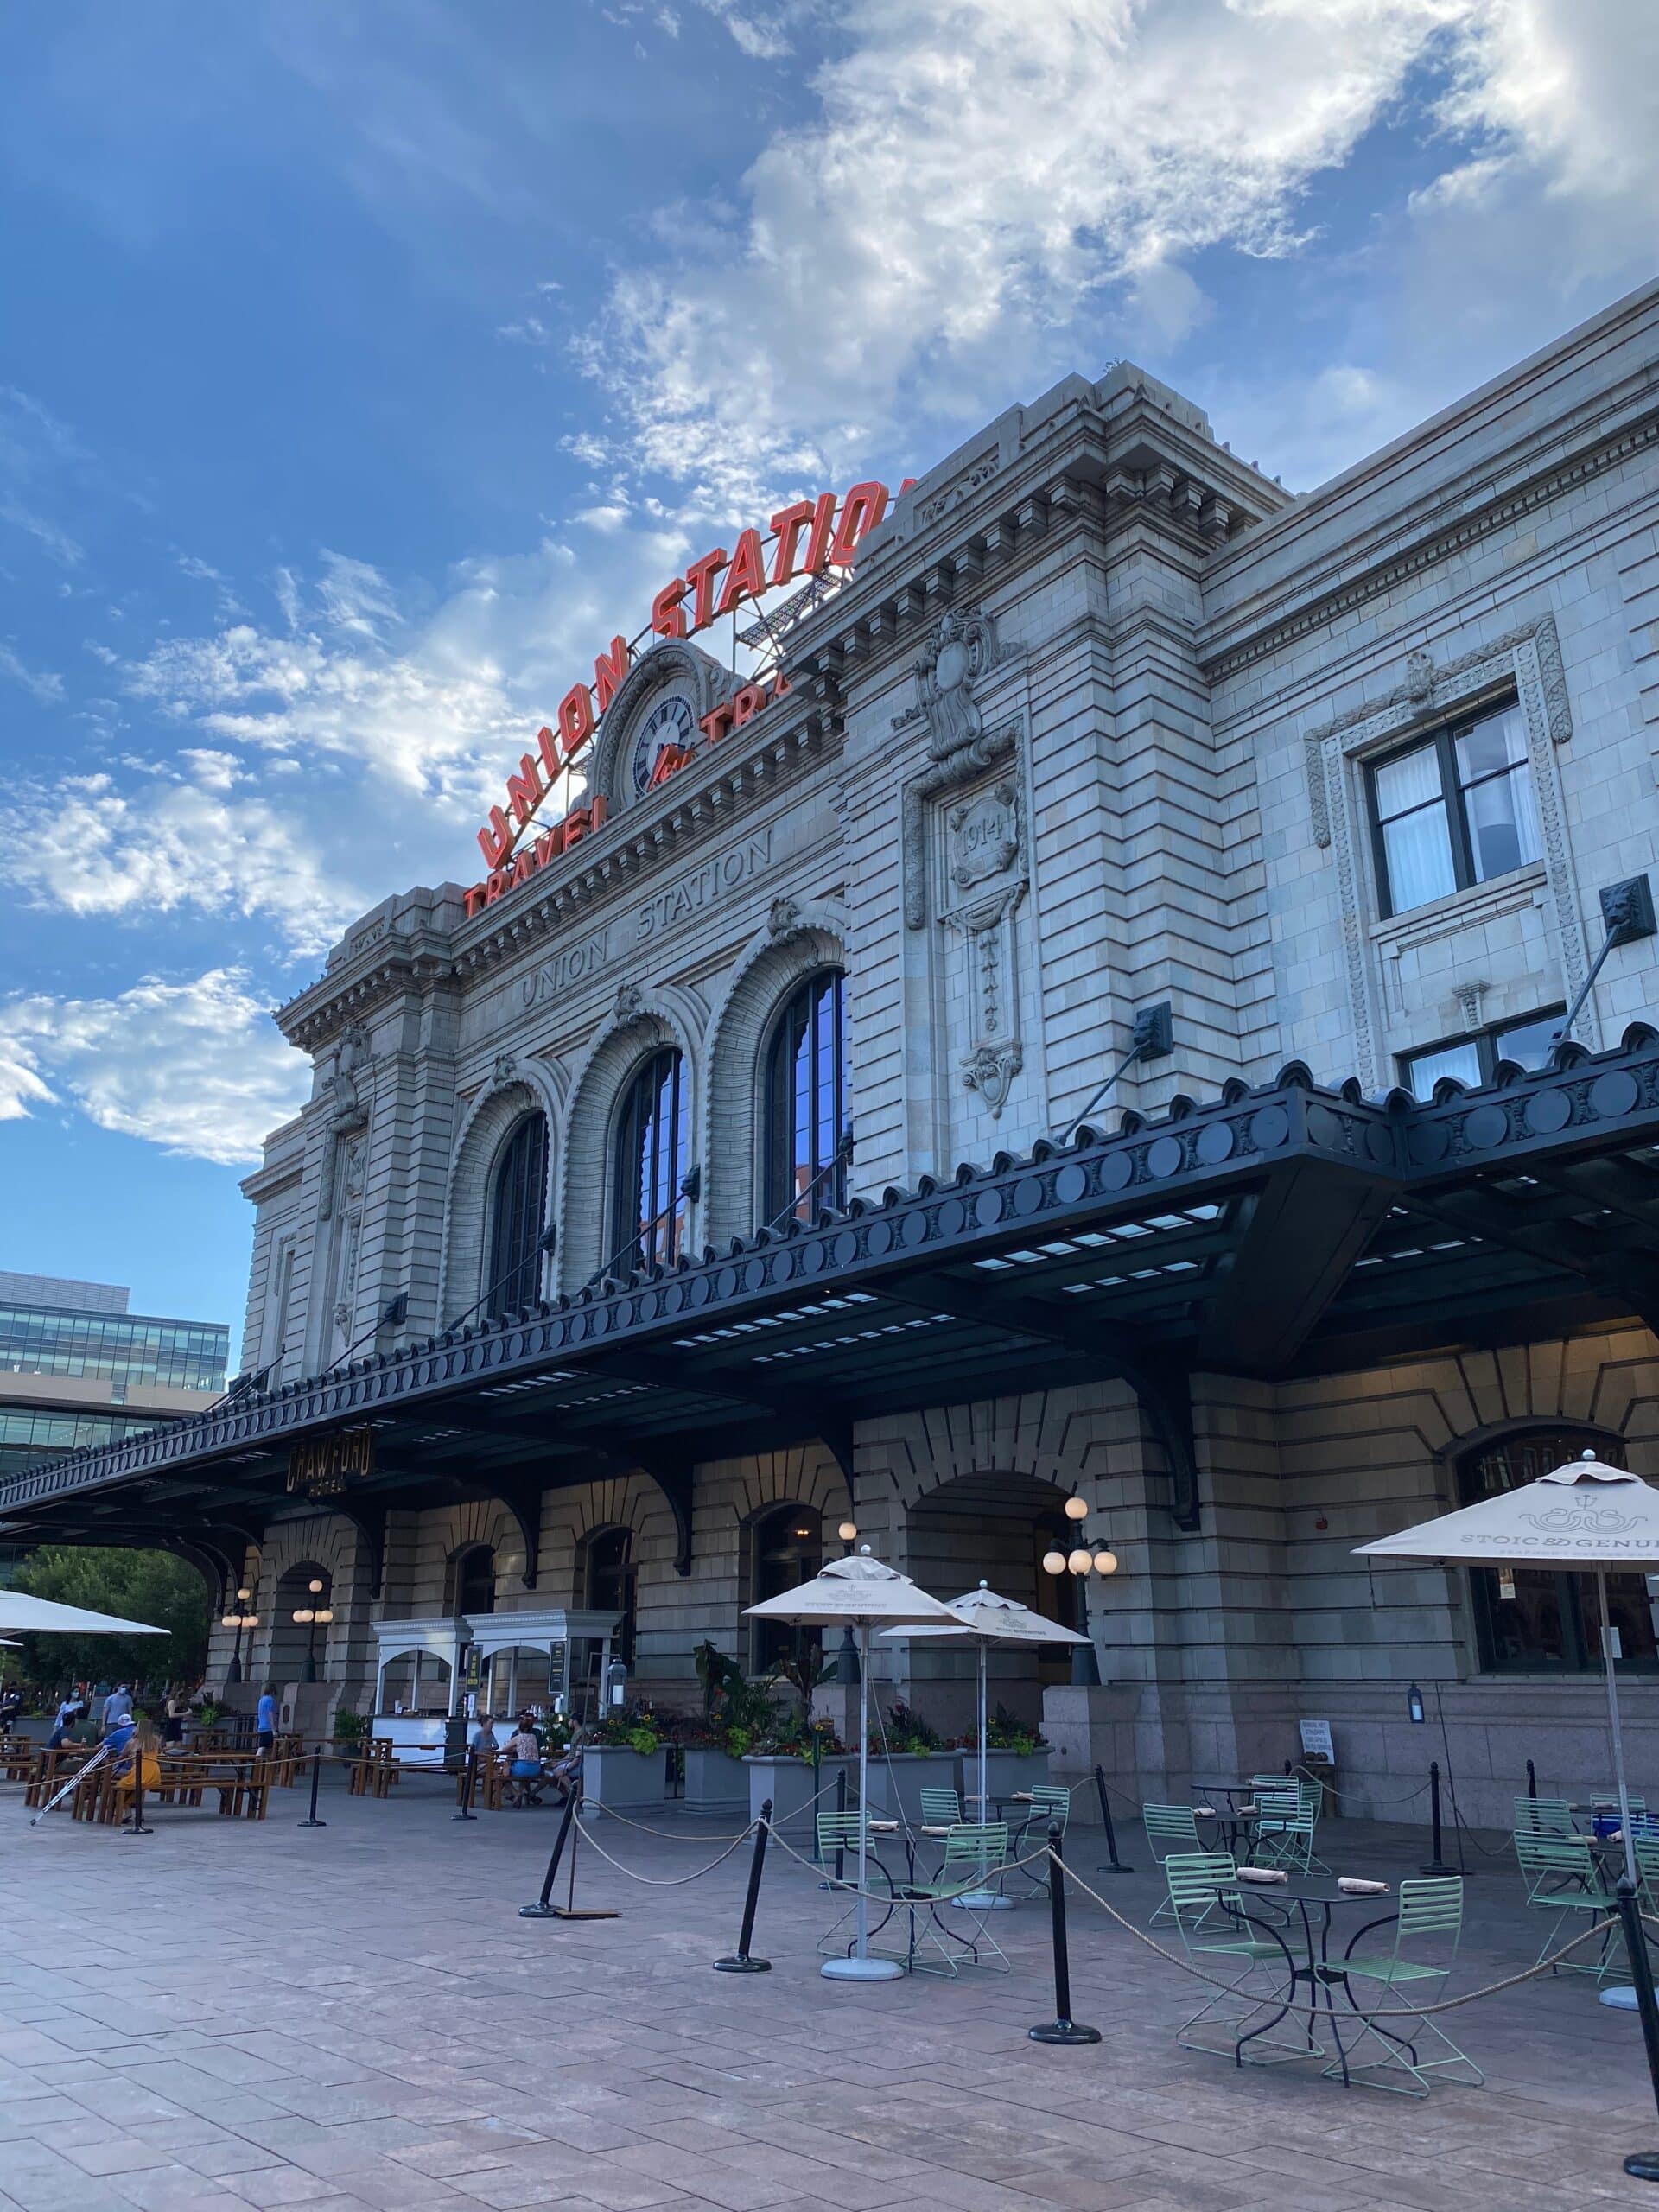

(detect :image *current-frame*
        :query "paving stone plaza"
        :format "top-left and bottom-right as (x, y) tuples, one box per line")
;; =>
(3, 1777), (1658, 2212)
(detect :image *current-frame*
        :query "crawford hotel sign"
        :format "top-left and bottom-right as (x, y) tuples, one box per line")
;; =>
(462, 478), (902, 918)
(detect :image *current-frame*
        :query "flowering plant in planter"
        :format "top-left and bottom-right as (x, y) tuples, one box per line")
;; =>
(883, 1700), (944, 1755)
(987, 1703), (1050, 1754)
(594, 1702), (661, 1755)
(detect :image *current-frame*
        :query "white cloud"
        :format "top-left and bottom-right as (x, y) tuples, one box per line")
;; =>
(585, 0), (1659, 504)
(0, 642), (65, 704)
(0, 968), (307, 1166)
(0, 753), (368, 961)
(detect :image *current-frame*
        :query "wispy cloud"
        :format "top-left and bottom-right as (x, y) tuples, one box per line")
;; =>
(0, 967), (307, 1166)
(0, 642), (65, 704)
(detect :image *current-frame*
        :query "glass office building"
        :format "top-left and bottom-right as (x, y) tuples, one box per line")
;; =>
(0, 1273), (228, 1478)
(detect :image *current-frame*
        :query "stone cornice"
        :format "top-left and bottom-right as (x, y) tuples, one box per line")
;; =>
(1198, 386), (1659, 683)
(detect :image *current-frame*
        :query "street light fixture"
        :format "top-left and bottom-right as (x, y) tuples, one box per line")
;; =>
(291, 1580), (332, 1684)
(220, 1586), (257, 1684)
(1039, 1494), (1116, 1686)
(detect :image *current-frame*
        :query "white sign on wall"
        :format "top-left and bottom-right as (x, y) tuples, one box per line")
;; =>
(1299, 1719), (1334, 1762)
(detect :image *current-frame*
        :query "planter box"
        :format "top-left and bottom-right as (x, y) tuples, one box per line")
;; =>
(680, 1747), (749, 1810)
(868, 1751), (963, 1826)
(581, 1745), (671, 1811)
(969, 1747), (1053, 1808)
(746, 1753), (857, 1834)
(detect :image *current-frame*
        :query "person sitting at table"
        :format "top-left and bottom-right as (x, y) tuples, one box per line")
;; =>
(111, 1714), (163, 1812)
(504, 1720), (543, 1806)
(48, 1691), (86, 1749)
(546, 1725), (587, 1807)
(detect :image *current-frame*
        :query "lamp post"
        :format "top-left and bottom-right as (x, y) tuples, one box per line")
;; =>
(1040, 1496), (1116, 1687)
(836, 1524), (861, 1681)
(290, 1580), (334, 1686)
(219, 1588), (258, 1684)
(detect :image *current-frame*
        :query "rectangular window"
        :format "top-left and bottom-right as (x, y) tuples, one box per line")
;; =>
(1400, 1007), (1565, 1101)
(1368, 700), (1541, 918)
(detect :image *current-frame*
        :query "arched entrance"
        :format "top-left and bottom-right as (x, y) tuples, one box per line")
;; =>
(269, 1563), (334, 1685)
(904, 1474), (1087, 1738)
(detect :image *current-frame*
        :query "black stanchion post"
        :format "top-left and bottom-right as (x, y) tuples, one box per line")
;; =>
(1527, 1758), (1537, 1802)
(1094, 1764), (1133, 1874)
(299, 1746), (326, 1828)
(125, 1767), (150, 1837)
(1421, 1760), (1454, 1877)
(1029, 1821), (1101, 2045)
(715, 1800), (772, 1974)
(1614, 1876), (1659, 2183)
(520, 1792), (576, 1918)
(834, 1765), (847, 1886)
(453, 1746), (477, 1822)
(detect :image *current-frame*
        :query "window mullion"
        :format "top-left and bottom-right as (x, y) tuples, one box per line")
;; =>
(1441, 728), (1476, 890)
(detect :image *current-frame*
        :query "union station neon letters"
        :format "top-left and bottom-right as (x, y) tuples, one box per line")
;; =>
(466, 479), (899, 918)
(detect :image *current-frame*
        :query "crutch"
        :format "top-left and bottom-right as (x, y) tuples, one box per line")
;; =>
(29, 1738), (118, 1825)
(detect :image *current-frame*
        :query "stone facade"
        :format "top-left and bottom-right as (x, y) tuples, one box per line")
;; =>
(212, 282), (1659, 1824)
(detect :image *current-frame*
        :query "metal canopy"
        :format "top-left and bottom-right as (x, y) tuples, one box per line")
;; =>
(4, 1024), (1657, 1560)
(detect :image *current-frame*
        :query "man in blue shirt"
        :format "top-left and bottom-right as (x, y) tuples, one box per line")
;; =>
(101, 1684), (132, 1733)
(256, 1684), (277, 1754)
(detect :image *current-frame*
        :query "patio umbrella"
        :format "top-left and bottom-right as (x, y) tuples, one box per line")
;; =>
(746, 1548), (959, 1981)
(884, 1582), (1089, 1905)
(0, 1593), (170, 1637)
(1357, 1449), (1659, 1887)
(0, 1638), (20, 1648)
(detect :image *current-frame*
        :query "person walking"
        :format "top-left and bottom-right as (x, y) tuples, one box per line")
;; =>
(48, 1691), (86, 1750)
(255, 1683), (278, 1756)
(101, 1683), (132, 1733)
(162, 1687), (190, 1746)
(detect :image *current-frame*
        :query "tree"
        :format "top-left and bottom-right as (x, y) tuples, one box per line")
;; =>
(4, 1547), (210, 1701)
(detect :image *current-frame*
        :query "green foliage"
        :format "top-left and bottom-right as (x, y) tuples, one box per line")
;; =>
(594, 1701), (660, 1753)
(6, 1547), (209, 1694)
(332, 1707), (369, 1744)
(884, 1699), (944, 1754)
(693, 1638), (742, 1722)
(768, 1649), (832, 1712)
(987, 1702), (1049, 1753)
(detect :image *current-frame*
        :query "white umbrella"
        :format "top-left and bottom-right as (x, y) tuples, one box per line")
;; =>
(884, 1582), (1089, 1906)
(0, 1637), (20, 1648)
(1357, 1450), (1659, 1885)
(746, 1548), (959, 1981)
(0, 1593), (169, 1637)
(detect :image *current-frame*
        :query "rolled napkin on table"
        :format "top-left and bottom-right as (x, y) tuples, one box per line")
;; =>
(1236, 1866), (1289, 1884)
(1336, 1876), (1391, 1895)
(1192, 1805), (1217, 1818)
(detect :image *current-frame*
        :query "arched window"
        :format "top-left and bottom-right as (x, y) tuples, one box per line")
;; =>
(486, 1113), (548, 1319)
(586, 1526), (637, 1667)
(763, 970), (846, 1225)
(748, 1504), (823, 1674)
(610, 1048), (688, 1272)
(1459, 1428), (1657, 1675)
(445, 1543), (495, 1618)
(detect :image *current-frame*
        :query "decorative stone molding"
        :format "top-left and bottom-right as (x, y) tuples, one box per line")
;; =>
(899, 609), (1026, 930)
(1452, 980), (1488, 1034)
(1303, 613), (1591, 1088)
(317, 1023), (374, 1224)
(949, 883), (1027, 1120)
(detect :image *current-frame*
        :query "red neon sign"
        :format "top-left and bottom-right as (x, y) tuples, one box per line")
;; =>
(467, 480), (899, 915)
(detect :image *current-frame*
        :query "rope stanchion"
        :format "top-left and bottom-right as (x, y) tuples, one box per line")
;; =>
(520, 1791), (579, 1919)
(1613, 1876), (1659, 2183)
(1029, 1821), (1099, 2045)
(1094, 1764), (1133, 1874)
(715, 1798), (772, 1974)
(452, 1747), (477, 1822)
(571, 1809), (754, 1888)
(124, 1765), (150, 1838)
(298, 1747), (326, 1828)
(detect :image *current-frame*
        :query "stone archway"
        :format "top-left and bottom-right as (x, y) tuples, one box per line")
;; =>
(441, 1073), (558, 1326)
(902, 1471), (1083, 1739)
(556, 998), (696, 1291)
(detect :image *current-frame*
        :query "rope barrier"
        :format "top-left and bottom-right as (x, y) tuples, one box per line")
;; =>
(580, 1798), (753, 1843)
(1054, 1853), (1620, 2018)
(758, 1819), (1054, 1904)
(1293, 1765), (1431, 1811)
(570, 1812), (760, 1887)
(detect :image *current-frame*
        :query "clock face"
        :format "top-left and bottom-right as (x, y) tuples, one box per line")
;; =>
(632, 694), (696, 796)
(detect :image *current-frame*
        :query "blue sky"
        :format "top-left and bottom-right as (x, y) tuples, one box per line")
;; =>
(2, 0), (1656, 1363)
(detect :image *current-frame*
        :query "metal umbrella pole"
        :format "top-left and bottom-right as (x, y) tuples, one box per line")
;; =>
(961, 1637), (1010, 1911)
(1599, 1569), (1639, 1891)
(821, 1620), (901, 1981)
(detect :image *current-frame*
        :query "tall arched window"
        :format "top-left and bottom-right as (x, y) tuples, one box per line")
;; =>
(763, 971), (846, 1224)
(748, 1504), (823, 1675)
(586, 1526), (637, 1667)
(1459, 1428), (1657, 1674)
(486, 1113), (548, 1318)
(445, 1543), (495, 1617)
(610, 1048), (688, 1272)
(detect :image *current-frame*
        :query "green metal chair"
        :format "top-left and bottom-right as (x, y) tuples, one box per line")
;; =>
(1007, 1783), (1073, 1894)
(918, 1787), (963, 1828)
(898, 1822), (1013, 1974)
(1514, 1795), (1575, 1836)
(1144, 1803), (1205, 1923)
(1162, 1851), (1298, 2058)
(814, 1810), (899, 1961)
(1634, 1834), (1659, 1915)
(1514, 1831), (1616, 1978)
(1249, 1777), (1325, 1877)
(1332, 1878), (1484, 2096)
